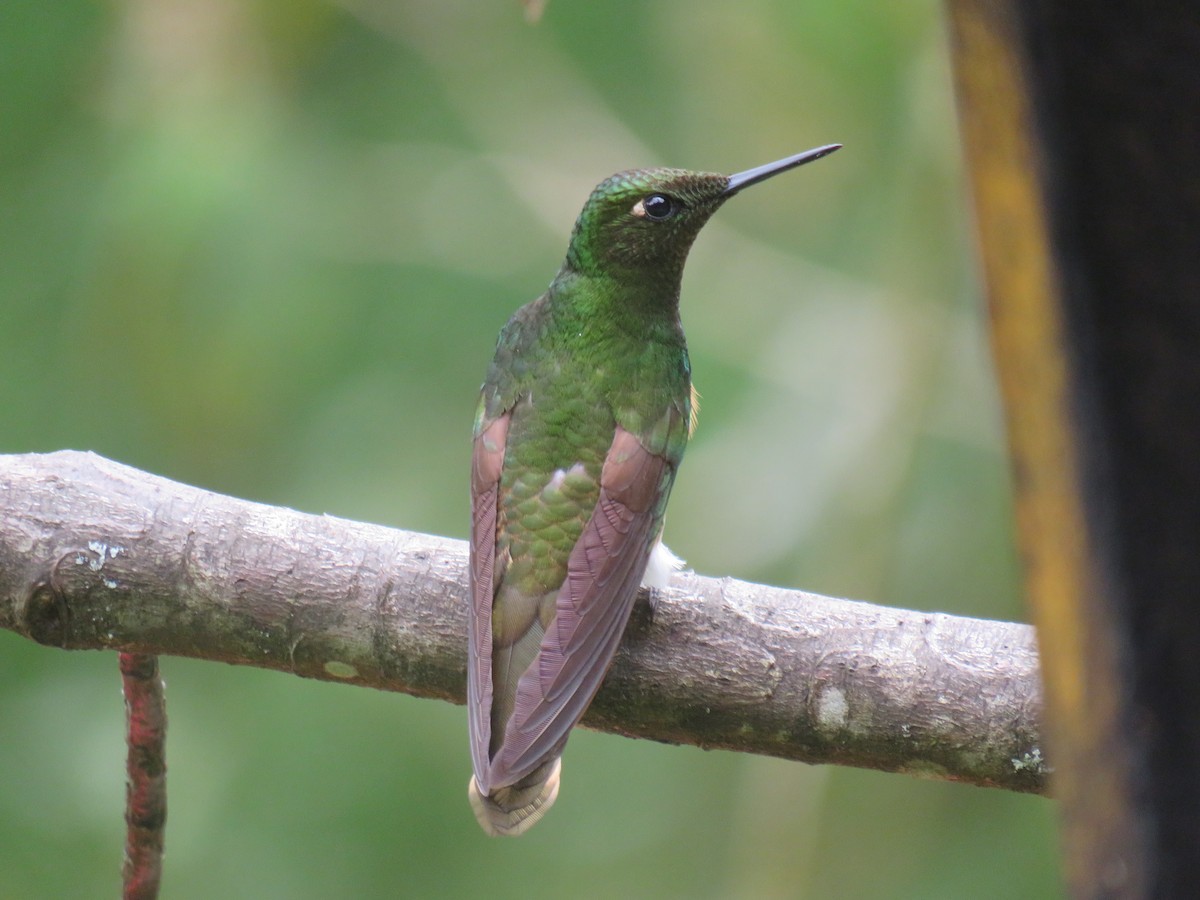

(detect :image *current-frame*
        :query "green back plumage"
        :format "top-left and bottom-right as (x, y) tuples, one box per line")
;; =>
(478, 166), (731, 456)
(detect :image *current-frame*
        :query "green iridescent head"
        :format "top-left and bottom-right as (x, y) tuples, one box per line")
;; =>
(562, 144), (841, 285)
(564, 168), (730, 280)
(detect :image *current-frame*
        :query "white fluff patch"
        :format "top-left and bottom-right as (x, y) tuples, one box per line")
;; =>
(545, 462), (587, 492)
(641, 541), (685, 589)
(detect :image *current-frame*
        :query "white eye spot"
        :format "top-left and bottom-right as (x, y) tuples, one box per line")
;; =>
(631, 199), (647, 218)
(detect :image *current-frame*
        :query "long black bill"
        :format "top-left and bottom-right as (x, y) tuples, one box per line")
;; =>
(723, 143), (842, 196)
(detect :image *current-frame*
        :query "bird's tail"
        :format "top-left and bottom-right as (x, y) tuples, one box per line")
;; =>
(468, 758), (562, 837)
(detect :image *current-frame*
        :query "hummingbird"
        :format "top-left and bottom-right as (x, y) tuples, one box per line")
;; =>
(467, 144), (841, 836)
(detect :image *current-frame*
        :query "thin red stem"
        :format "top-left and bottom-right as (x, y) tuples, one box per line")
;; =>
(119, 652), (167, 900)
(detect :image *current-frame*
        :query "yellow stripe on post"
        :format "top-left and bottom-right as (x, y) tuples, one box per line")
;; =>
(947, 3), (1145, 895)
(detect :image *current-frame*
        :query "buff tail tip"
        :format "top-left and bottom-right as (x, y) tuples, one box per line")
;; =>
(468, 758), (562, 837)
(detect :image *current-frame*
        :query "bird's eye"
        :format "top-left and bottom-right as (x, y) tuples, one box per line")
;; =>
(642, 194), (676, 221)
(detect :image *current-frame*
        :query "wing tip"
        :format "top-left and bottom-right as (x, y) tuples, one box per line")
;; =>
(468, 758), (562, 837)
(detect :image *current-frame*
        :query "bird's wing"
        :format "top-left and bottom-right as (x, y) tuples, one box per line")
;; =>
(485, 422), (678, 790)
(468, 411), (510, 787)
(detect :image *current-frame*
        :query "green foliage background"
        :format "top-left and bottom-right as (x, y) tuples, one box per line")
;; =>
(1, 0), (1061, 896)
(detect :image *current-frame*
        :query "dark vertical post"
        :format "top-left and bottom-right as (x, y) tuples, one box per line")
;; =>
(947, 2), (1200, 896)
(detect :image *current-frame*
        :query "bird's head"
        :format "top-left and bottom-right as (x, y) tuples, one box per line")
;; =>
(563, 144), (841, 287)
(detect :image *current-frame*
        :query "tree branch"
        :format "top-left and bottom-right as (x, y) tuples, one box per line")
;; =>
(0, 451), (1047, 794)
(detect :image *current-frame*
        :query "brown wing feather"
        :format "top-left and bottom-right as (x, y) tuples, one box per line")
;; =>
(468, 413), (510, 791)
(485, 426), (671, 790)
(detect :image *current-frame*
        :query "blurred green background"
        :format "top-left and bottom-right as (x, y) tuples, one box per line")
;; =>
(0, 0), (1061, 897)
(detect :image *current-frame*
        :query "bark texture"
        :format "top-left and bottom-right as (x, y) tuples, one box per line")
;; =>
(0, 451), (1047, 794)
